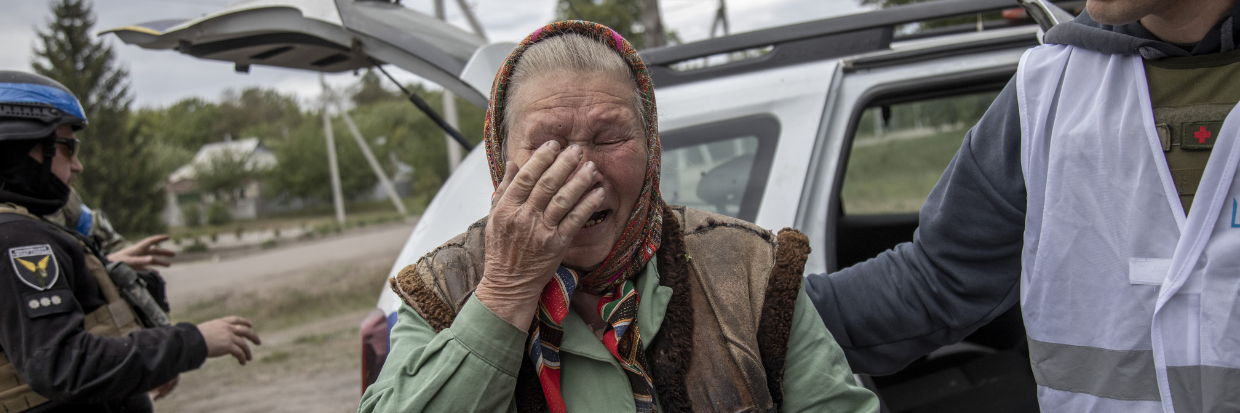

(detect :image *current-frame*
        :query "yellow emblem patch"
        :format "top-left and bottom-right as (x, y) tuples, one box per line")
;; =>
(9, 244), (59, 290)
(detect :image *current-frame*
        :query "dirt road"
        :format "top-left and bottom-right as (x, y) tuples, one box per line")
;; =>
(161, 223), (414, 305)
(153, 222), (415, 413)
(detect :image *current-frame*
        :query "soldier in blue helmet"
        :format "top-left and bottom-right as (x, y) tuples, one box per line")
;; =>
(0, 70), (261, 412)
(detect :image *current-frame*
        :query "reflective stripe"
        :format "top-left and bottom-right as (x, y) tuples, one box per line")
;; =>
(1167, 365), (1240, 412)
(1028, 339), (1161, 401)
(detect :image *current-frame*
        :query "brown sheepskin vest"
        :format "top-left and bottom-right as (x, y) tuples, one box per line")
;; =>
(390, 205), (811, 413)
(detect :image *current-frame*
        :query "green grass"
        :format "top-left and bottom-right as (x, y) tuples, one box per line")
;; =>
(841, 128), (967, 214)
(169, 195), (423, 240)
(259, 350), (291, 363)
(172, 264), (388, 333)
(293, 329), (352, 345)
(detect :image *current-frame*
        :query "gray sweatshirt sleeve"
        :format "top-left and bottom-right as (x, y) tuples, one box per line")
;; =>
(803, 76), (1027, 376)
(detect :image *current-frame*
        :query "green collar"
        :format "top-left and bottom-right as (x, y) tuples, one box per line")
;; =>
(559, 256), (674, 362)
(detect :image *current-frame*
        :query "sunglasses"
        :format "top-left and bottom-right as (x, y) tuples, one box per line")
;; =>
(53, 137), (80, 158)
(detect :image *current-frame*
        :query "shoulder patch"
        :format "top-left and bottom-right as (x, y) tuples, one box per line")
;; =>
(23, 290), (72, 318)
(9, 244), (60, 291)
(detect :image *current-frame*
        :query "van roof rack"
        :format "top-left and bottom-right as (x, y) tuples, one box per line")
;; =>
(640, 0), (1066, 87)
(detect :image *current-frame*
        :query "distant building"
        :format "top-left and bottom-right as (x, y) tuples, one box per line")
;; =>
(164, 138), (277, 227)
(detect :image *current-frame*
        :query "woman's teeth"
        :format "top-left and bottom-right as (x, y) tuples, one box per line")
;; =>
(584, 210), (609, 228)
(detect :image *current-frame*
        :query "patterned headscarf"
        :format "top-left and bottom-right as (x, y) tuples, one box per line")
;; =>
(483, 21), (664, 413)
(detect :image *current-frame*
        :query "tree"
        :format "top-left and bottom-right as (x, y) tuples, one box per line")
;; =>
(194, 148), (270, 203)
(352, 70), (402, 107)
(556, 0), (648, 49)
(32, 0), (166, 235)
(216, 88), (304, 141)
(264, 114), (378, 202)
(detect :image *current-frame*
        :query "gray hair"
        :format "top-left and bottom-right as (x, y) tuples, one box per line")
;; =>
(500, 33), (649, 150)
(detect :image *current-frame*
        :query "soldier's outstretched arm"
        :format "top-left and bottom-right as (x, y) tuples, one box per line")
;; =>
(106, 234), (176, 271)
(0, 220), (208, 404)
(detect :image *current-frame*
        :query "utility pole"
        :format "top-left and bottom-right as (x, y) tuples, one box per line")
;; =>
(320, 73), (346, 225)
(336, 99), (408, 215)
(641, 0), (666, 48)
(435, 0), (463, 172)
(710, 0), (729, 38)
(454, 0), (488, 41)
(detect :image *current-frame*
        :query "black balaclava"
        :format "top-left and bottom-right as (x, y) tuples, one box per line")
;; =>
(0, 138), (71, 216)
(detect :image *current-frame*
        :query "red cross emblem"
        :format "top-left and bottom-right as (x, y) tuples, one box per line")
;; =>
(1195, 126), (1212, 144)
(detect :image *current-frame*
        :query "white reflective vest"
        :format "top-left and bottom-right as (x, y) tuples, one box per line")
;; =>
(1018, 44), (1240, 412)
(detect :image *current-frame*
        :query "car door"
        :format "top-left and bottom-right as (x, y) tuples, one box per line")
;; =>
(796, 26), (1042, 413)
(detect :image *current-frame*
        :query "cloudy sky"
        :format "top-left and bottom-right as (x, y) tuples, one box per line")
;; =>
(1, 0), (870, 109)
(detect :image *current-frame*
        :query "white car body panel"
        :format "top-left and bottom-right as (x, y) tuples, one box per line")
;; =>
(657, 60), (840, 231)
(376, 149), (492, 314)
(168, 0), (346, 31)
(460, 43), (519, 97)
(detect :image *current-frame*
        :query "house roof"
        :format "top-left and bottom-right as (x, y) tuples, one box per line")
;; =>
(169, 138), (278, 184)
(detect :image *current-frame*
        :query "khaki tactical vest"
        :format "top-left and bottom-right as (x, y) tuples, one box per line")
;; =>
(1144, 50), (1240, 213)
(0, 204), (142, 413)
(391, 205), (810, 412)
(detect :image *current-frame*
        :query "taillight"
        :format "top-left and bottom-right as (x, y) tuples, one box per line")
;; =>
(360, 309), (390, 394)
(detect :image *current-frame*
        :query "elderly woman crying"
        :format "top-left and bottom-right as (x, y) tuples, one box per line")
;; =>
(358, 22), (877, 413)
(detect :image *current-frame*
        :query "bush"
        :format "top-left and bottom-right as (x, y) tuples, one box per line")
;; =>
(183, 204), (203, 228)
(313, 222), (341, 237)
(184, 240), (209, 253)
(260, 239), (278, 249)
(207, 202), (232, 226)
(209, 230), (218, 243)
(234, 225), (245, 240)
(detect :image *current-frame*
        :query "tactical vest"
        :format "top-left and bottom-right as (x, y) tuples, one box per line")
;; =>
(1144, 50), (1240, 213)
(1019, 44), (1240, 412)
(390, 205), (810, 412)
(0, 204), (142, 413)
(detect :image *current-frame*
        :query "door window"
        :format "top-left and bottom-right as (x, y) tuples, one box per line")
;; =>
(840, 91), (999, 214)
(659, 116), (780, 222)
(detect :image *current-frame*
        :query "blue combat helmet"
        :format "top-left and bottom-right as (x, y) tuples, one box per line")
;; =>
(0, 71), (87, 142)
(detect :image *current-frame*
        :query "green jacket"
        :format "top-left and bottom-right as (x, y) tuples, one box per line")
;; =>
(358, 256), (878, 412)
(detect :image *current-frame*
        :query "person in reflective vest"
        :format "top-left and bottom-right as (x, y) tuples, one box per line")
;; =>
(0, 70), (261, 413)
(805, 0), (1240, 411)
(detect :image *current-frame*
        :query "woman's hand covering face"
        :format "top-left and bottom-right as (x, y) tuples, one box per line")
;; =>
(477, 142), (606, 329)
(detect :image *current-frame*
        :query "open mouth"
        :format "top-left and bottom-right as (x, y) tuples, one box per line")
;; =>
(584, 209), (611, 228)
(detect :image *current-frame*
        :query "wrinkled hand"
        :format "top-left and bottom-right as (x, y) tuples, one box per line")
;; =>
(197, 316), (262, 365)
(476, 141), (605, 330)
(150, 375), (179, 400)
(106, 235), (176, 271)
